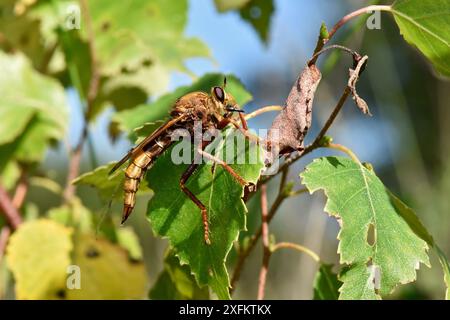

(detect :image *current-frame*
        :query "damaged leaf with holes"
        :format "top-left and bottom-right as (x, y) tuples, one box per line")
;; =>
(301, 157), (431, 299)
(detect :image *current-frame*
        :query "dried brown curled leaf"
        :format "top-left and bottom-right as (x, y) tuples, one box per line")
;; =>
(348, 55), (371, 116)
(265, 64), (322, 164)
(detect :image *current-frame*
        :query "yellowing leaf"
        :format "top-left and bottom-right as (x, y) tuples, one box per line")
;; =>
(66, 234), (147, 300)
(6, 219), (73, 299)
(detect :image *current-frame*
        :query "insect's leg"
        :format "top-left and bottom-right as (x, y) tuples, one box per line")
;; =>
(228, 119), (262, 146)
(180, 160), (211, 245)
(238, 112), (248, 130)
(198, 144), (256, 192)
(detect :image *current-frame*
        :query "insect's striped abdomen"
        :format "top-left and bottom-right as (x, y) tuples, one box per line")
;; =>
(121, 138), (172, 223)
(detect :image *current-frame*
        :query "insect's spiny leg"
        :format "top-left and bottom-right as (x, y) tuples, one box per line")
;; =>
(199, 149), (248, 187)
(180, 162), (211, 245)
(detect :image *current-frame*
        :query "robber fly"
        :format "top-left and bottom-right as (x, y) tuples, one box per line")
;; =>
(109, 79), (251, 244)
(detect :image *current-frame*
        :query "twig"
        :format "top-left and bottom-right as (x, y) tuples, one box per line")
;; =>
(231, 169), (293, 292)
(0, 227), (11, 264)
(12, 171), (28, 209)
(288, 188), (308, 198)
(232, 84), (353, 292)
(257, 184), (270, 300)
(63, 0), (100, 201)
(0, 185), (23, 230)
(312, 87), (351, 147)
(326, 5), (391, 43)
(311, 5), (391, 64)
(64, 125), (88, 201)
(272, 242), (320, 263)
(245, 105), (283, 121)
(327, 142), (361, 164)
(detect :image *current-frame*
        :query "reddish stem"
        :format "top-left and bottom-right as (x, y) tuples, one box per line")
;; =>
(257, 184), (270, 300)
(0, 185), (23, 230)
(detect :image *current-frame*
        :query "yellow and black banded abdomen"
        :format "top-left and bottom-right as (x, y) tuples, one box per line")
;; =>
(121, 138), (173, 224)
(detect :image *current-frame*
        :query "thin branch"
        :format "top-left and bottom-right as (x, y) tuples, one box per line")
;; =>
(257, 184), (270, 300)
(0, 185), (23, 230)
(63, 125), (88, 201)
(272, 242), (320, 263)
(327, 5), (391, 43)
(0, 226), (11, 264)
(12, 171), (28, 209)
(327, 142), (361, 164)
(312, 87), (351, 147)
(231, 169), (295, 293)
(232, 84), (353, 291)
(288, 188), (308, 198)
(245, 105), (283, 121)
(311, 5), (391, 64)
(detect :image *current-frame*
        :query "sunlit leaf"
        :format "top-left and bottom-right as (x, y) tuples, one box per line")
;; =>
(147, 127), (264, 299)
(47, 198), (93, 233)
(6, 219), (73, 299)
(117, 227), (143, 261)
(391, 0), (450, 76)
(0, 52), (68, 165)
(65, 234), (148, 299)
(301, 157), (430, 299)
(84, 0), (210, 76)
(73, 162), (150, 200)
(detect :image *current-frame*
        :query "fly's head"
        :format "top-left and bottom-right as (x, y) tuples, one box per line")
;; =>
(209, 80), (244, 123)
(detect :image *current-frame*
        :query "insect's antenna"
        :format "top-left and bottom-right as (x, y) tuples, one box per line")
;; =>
(223, 76), (227, 89)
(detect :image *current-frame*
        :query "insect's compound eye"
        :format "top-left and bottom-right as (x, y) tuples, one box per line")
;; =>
(213, 86), (225, 103)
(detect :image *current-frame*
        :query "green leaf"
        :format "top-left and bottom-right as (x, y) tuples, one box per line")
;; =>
(65, 234), (148, 300)
(0, 105), (36, 145)
(150, 251), (209, 300)
(0, 52), (69, 166)
(113, 73), (253, 138)
(214, 0), (274, 43)
(301, 157), (430, 299)
(391, 0), (450, 76)
(435, 246), (450, 300)
(147, 128), (264, 299)
(239, 0), (274, 43)
(47, 198), (93, 233)
(313, 264), (342, 300)
(73, 162), (150, 200)
(117, 227), (143, 261)
(214, 0), (251, 12)
(0, 0), (60, 72)
(84, 0), (210, 76)
(6, 219), (73, 299)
